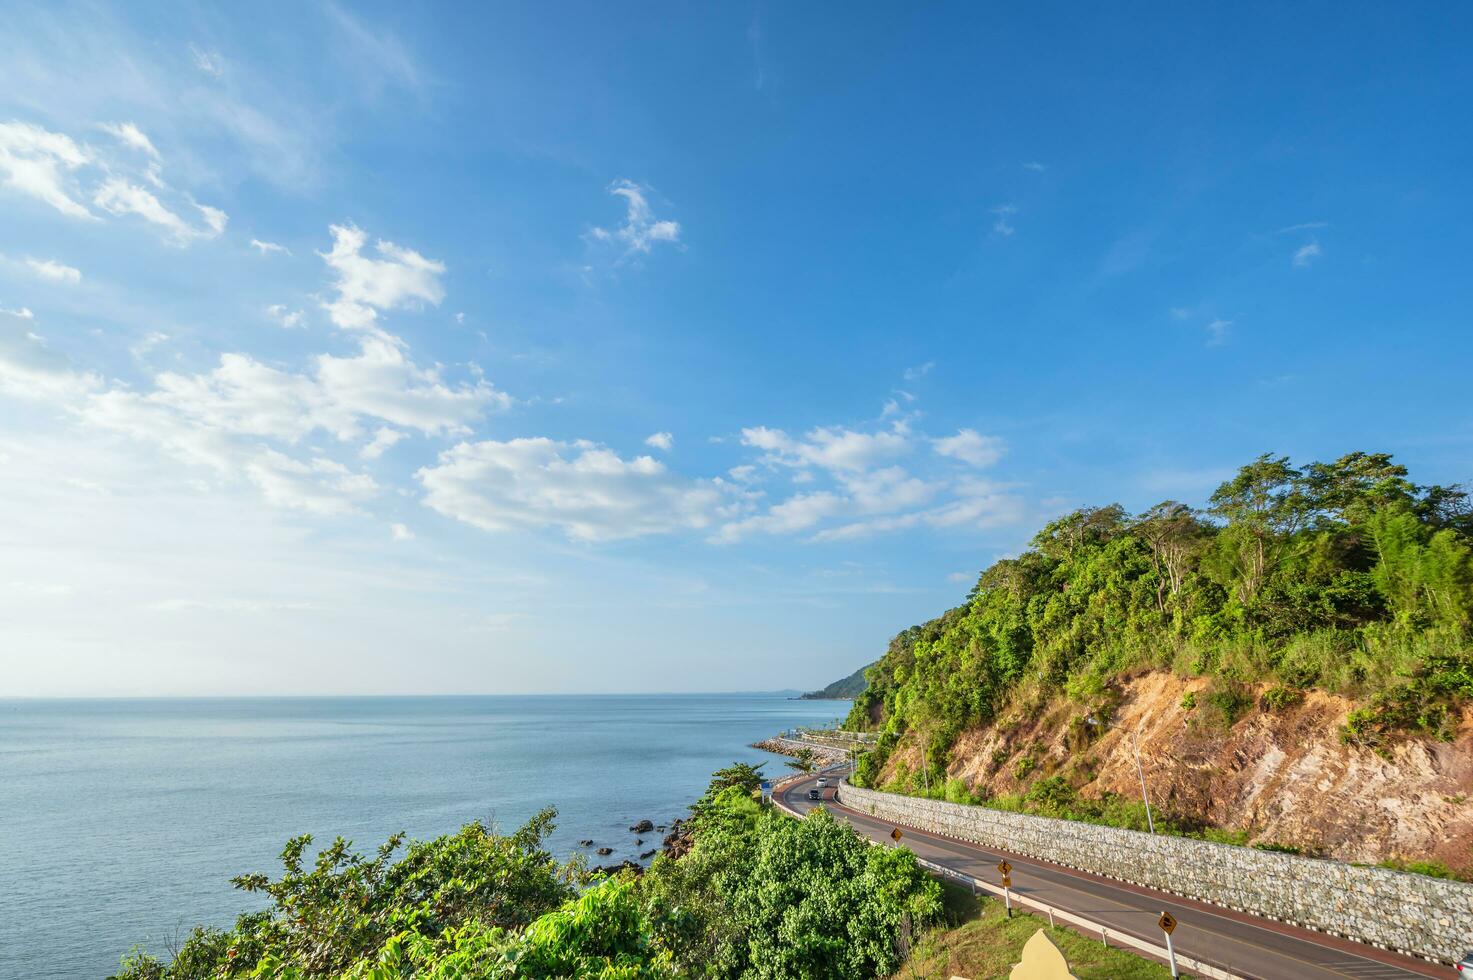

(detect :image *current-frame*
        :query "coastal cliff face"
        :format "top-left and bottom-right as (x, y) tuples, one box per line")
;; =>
(877, 670), (1473, 873)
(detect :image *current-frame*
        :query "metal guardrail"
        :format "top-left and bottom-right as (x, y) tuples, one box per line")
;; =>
(771, 772), (1247, 980)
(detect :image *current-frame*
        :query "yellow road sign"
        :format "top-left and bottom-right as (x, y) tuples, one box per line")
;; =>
(890, 827), (903, 842)
(1001, 874), (1012, 888)
(997, 860), (1012, 875)
(1158, 911), (1178, 935)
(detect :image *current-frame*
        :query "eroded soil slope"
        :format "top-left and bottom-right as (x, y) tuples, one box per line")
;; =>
(881, 671), (1473, 872)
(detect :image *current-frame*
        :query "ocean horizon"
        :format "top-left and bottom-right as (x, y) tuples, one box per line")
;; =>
(1, 693), (844, 979)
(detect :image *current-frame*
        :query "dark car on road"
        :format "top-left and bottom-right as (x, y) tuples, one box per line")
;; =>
(807, 788), (821, 800)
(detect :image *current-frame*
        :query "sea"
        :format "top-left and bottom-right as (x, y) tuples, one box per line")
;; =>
(0, 694), (846, 979)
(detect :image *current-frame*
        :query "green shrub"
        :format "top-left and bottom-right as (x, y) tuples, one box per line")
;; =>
(1203, 677), (1254, 727)
(1260, 686), (1304, 711)
(1378, 858), (1463, 881)
(1012, 756), (1037, 780)
(1179, 691), (1197, 710)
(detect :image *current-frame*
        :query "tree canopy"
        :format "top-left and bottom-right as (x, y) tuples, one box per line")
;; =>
(847, 452), (1473, 785)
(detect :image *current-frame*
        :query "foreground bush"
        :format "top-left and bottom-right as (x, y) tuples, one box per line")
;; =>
(114, 769), (942, 980)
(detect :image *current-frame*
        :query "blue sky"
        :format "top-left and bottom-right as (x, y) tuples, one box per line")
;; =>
(2, 2), (1469, 696)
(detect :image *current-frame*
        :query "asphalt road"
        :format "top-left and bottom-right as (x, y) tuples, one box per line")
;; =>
(779, 774), (1446, 980)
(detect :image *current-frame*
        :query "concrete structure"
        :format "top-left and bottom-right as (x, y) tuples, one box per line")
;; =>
(1010, 930), (1078, 980)
(839, 782), (1473, 965)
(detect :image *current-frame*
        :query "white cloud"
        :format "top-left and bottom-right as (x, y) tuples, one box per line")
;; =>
(251, 238), (290, 256)
(314, 336), (508, 433)
(130, 331), (169, 359)
(1276, 221), (1328, 234)
(839, 465), (937, 512)
(589, 179), (681, 255)
(106, 336), (502, 452)
(319, 223), (445, 331)
(2, 306), (34, 319)
(265, 304), (304, 329)
(0, 121), (94, 218)
(811, 479), (1023, 542)
(992, 204), (1017, 237)
(417, 438), (721, 542)
(245, 449), (377, 515)
(360, 425), (404, 459)
(0, 322), (100, 400)
(715, 491), (846, 542)
(645, 431), (674, 451)
(25, 257), (81, 283)
(93, 177), (227, 245)
(902, 361), (934, 382)
(1293, 241), (1322, 267)
(99, 122), (160, 160)
(1022, 161), (1047, 172)
(0, 221), (508, 518)
(1, 120), (226, 245)
(390, 522), (413, 541)
(1205, 318), (1232, 346)
(932, 428), (1005, 468)
(741, 423), (912, 473)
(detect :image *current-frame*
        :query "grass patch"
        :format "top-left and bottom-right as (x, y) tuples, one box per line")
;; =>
(891, 881), (1172, 979)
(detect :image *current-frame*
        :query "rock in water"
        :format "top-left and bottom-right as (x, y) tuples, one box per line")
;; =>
(629, 819), (654, 833)
(578, 839), (593, 847)
(640, 848), (657, 859)
(596, 846), (613, 856)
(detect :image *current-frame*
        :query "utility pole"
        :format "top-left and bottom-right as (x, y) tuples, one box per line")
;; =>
(1133, 726), (1155, 834)
(1086, 714), (1155, 833)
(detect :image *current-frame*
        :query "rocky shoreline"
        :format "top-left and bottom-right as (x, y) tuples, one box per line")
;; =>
(750, 735), (848, 766)
(581, 736), (844, 874)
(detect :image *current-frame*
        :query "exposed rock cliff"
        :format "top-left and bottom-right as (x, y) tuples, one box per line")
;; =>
(879, 670), (1473, 872)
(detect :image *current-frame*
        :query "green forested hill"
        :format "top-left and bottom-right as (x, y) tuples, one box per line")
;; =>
(847, 452), (1473, 786)
(801, 662), (876, 699)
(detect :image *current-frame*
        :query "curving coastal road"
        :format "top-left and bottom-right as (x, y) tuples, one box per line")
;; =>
(778, 773), (1445, 980)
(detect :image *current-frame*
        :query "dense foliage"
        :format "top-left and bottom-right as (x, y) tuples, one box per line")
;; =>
(114, 769), (940, 980)
(847, 452), (1473, 785)
(640, 786), (941, 979)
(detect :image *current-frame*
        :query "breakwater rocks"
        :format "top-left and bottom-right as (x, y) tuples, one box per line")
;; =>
(839, 781), (1473, 965)
(751, 736), (847, 765)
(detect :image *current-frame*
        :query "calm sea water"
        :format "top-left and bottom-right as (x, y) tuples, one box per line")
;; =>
(1, 695), (844, 979)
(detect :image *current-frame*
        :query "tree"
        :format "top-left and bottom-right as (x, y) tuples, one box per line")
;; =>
(110, 811), (576, 980)
(1134, 501), (1207, 614)
(785, 746), (818, 773)
(1208, 454), (1310, 604)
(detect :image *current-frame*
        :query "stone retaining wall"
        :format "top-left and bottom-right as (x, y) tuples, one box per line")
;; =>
(838, 782), (1473, 964)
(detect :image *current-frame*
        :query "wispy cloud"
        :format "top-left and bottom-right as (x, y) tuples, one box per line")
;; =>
(645, 431), (674, 451)
(1205, 318), (1232, 346)
(0, 121), (95, 218)
(1276, 221), (1328, 235)
(319, 223), (446, 332)
(1021, 161), (1047, 172)
(250, 238), (290, 256)
(932, 429), (1005, 468)
(1293, 241), (1322, 267)
(587, 179), (682, 256)
(98, 121), (160, 160)
(991, 204), (1017, 237)
(189, 43), (224, 77)
(24, 257), (82, 284)
(265, 304), (304, 329)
